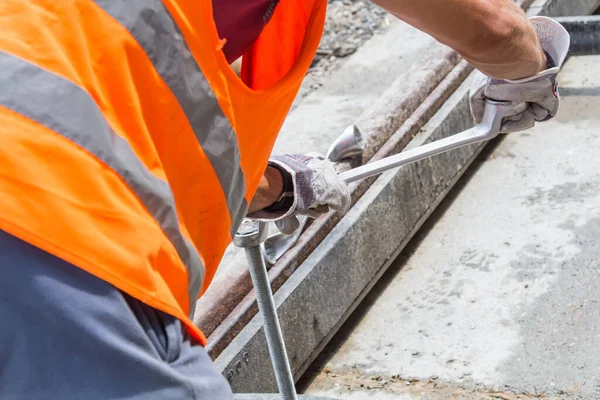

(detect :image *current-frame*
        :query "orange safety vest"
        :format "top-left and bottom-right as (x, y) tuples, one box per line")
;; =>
(0, 0), (326, 345)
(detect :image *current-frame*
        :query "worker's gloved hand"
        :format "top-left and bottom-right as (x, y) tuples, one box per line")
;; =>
(248, 153), (351, 234)
(469, 16), (570, 133)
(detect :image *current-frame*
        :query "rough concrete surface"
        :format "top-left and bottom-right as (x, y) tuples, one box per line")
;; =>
(302, 56), (600, 400)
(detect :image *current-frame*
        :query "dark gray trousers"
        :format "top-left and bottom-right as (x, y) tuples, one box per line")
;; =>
(0, 229), (233, 399)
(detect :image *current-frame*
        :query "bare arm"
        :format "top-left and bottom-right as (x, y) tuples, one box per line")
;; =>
(371, 0), (547, 79)
(248, 167), (284, 213)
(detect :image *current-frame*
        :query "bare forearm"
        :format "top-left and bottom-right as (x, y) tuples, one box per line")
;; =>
(248, 167), (284, 214)
(371, 0), (546, 79)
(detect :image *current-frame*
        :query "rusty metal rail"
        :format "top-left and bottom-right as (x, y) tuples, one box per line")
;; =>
(556, 15), (600, 55)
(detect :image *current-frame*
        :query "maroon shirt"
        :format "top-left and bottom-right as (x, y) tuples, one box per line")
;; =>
(212, 0), (280, 63)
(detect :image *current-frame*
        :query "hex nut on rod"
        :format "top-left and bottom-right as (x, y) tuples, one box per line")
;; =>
(233, 219), (269, 249)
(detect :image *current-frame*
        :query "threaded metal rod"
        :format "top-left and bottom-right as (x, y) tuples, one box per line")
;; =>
(244, 244), (297, 400)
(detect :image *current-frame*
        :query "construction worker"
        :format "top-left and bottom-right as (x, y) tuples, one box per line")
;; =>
(0, 0), (568, 399)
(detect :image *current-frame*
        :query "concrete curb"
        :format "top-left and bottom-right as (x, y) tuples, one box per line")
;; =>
(214, 0), (598, 394)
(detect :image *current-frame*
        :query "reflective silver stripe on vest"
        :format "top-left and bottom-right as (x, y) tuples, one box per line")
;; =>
(0, 51), (203, 313)
(94, 0), (248, 235)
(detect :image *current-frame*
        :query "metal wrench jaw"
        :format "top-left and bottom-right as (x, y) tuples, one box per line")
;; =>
(476, 100), (526, 139)
(325, 124), (365, 162)
(262, 216), (308, 266)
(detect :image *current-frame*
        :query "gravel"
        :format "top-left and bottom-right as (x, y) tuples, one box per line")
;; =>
(305, 0), (391, 91)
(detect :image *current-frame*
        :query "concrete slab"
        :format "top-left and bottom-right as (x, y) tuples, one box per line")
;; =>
(303, 56), (600, 400)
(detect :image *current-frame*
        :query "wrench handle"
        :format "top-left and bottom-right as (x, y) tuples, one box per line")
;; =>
(339, 101), (513, 184)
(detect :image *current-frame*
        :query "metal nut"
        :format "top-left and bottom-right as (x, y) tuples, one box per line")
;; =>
(233, 219), (268, 248)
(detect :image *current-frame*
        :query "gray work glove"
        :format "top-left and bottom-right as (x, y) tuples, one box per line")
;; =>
(248, 154), (351, 234)
(470, 16), (570, 133)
